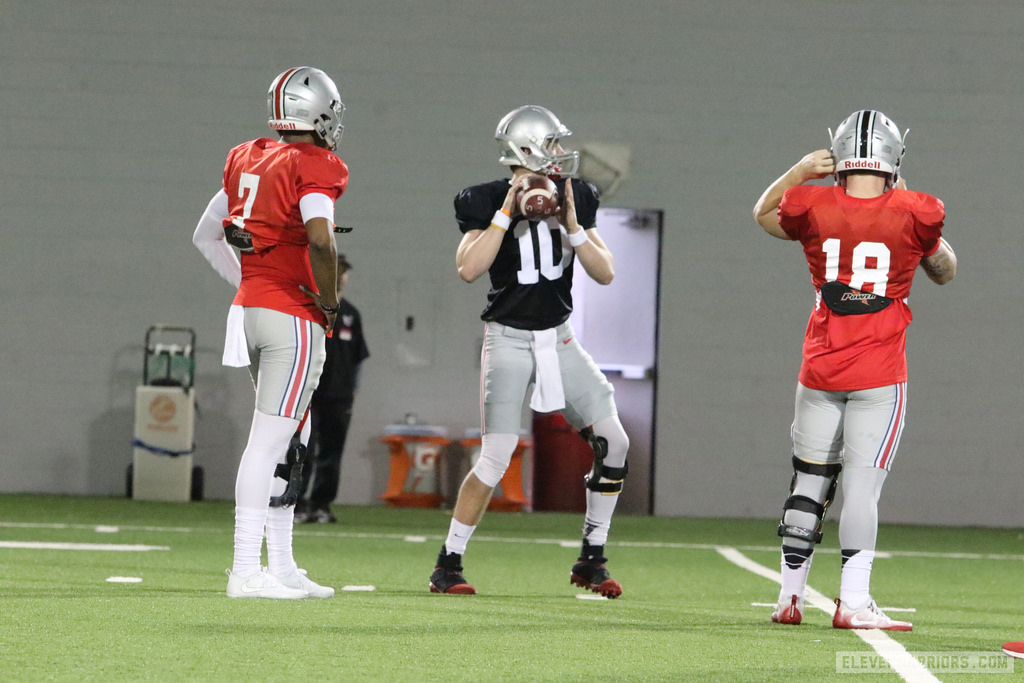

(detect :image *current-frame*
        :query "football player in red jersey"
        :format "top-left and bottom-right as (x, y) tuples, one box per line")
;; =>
(427, 106), (631, 598)
(753, 110), (957, 630)
(192, 67), (348, 599)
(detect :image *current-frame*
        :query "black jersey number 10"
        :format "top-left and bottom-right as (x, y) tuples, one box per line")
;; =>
(515, 222), (571, 285)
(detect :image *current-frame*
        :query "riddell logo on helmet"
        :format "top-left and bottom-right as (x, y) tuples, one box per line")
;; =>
(845, 160), (882, 170)
(271, 122), (298, 130)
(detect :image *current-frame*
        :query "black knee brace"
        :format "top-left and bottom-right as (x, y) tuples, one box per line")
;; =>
(580, 426), (628, 494)
(269, 433), (307, 508)
(777, 456), (841, 544)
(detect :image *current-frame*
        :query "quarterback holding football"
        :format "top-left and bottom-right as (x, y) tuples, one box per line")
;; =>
(429, 105), (632, 599)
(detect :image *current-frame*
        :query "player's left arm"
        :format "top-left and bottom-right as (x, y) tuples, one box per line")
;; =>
(304, 216), (340, 328)
(921, 237), (957, 284)
(563, 179), (614, 285)
(906, 182), (956, 285)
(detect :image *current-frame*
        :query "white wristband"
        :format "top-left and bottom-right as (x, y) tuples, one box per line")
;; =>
(567, 229), (589, 248)
(490, 210), (511, 232)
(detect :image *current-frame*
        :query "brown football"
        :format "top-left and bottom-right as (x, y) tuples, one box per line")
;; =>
(516, 175), (560, 218)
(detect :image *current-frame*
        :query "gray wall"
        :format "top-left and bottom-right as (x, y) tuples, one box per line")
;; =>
(3, 1), (1021, 526)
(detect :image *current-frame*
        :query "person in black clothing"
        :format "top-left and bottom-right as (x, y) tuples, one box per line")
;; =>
(295, 253), (369, 523)
(428, 105), (631, 598)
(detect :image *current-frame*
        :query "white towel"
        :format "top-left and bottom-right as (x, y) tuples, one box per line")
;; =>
(222, 304), (250, 367)
(529, 328), (565, 412)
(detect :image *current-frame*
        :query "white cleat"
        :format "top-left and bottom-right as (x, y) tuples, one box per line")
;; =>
(273, 568), (335, 599)
(226, 568), (308, 599)
(832, 598), (912, 631)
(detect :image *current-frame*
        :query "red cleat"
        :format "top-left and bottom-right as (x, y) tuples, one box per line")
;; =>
(771, 594), (804, 625)
(570, 557), (623, 599)
(832, 598), (912, 631)
(1001, 642), (1024, 659)
(429, 547), (477, 595)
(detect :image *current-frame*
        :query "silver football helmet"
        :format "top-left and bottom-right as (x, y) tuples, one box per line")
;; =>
(267, 67), (345, 150)
(830, 109), (906, 187)
(495, 105), (579, 177)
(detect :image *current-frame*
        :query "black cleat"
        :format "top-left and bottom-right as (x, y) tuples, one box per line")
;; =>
(570, 544), (623, 599)
(429, 546), (476, 595)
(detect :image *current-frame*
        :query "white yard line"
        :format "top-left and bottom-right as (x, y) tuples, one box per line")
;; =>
(716, 546), (940, 683)
(3, 522), (1022, 562)
(0, 541), (169, 551)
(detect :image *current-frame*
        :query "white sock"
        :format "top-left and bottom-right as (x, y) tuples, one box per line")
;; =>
(445, 519), (476, 555)
(582, 494), (617, 547)
(779, 545), (814, 601)
(232, 506), (267, 577)
(266, 506), (298, 577)
(839, 549), (875, 610)
(232, 412), (299, 577)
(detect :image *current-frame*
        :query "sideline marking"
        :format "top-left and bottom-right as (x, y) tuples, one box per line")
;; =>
(0, 541), (169, 552)
(4, 522), (1022, 563)
(716, 546), (939, 683)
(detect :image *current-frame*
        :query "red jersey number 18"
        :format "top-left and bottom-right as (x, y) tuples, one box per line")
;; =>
(821, 238), (891, 296)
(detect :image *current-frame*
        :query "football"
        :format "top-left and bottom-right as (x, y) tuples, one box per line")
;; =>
(516, 175), (560, 218)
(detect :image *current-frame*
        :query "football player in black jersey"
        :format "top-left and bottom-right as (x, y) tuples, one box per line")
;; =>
(429, 105), (631, 598)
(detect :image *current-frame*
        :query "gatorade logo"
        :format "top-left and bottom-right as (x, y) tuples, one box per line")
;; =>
(149, 396), (177, 423)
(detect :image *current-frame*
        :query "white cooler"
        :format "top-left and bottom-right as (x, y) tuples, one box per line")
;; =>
(130, 325), (198, 502)
(132, 385), (195, 501)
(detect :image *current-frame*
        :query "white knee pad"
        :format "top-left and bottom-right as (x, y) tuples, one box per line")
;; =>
(470, 432), (520, 488)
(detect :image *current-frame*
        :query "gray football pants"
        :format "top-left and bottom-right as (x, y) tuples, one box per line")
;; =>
(243, 307), (326, 420)
(480, 321), (617, 434)
(787, 381), (906, 551)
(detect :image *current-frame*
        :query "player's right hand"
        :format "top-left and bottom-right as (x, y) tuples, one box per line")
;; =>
(795, 149), (835, 182)
(503, 175), (528, 217)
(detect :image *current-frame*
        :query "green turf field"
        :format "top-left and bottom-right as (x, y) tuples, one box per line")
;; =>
(1, 495), (1021, 682)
